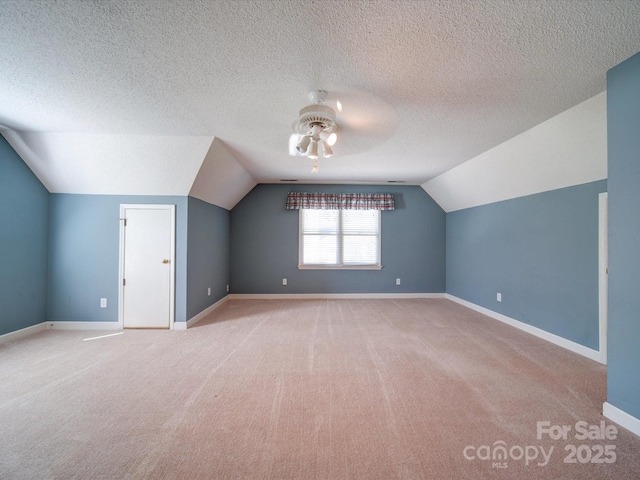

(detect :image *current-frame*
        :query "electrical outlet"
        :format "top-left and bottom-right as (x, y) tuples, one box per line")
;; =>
(282, 278), (287, 286)
(208, 287), (211, 296)
(100, 298), (107, 308)
(226, 285), (229, 292)
(497, 292), (502, 302)
(396, 278), (401, 285)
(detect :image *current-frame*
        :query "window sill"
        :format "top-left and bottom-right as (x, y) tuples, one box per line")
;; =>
(298, 265), (383, 270)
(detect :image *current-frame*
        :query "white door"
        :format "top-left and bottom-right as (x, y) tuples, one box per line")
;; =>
(120, 205), (175, 329)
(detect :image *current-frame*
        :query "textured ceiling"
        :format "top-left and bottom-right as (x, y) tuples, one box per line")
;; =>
(1, 0), (639, 208)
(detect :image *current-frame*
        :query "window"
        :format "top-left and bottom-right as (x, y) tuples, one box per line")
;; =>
(299, 209), (382, 269)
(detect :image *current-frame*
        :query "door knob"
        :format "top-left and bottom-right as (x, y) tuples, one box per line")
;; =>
(162, 259), (170, 264)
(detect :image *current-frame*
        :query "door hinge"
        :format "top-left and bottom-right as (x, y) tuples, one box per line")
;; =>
(120, 218), (127, 227)
(123, 278), (126, 286)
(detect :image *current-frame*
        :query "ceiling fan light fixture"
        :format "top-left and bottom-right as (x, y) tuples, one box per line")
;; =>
(320, 140), (333, 157)
(296, 135), (311, 154)
(306, 139), (319, 159)
(320, 131), (337, 146)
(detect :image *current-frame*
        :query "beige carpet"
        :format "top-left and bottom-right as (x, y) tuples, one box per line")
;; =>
(1, 299), (639, 479)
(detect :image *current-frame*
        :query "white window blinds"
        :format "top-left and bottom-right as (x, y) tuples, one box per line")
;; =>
(299, 209), (381, 268)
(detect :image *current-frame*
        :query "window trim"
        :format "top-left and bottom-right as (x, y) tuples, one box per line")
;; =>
(298, 209), (383, 270)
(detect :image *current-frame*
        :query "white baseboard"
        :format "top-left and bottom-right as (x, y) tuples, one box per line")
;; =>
(228, 293), (446, 300)
(0, 322), (48, 345)
(49, 321), (121, 331)
(446, 294), (603, 363)
(178, 295), (230, 330)
(603, 402), (640, 438)
(1, 320), (123, 344)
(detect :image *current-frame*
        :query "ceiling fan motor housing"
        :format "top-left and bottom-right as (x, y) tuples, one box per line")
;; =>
(297, 104), (336, 134)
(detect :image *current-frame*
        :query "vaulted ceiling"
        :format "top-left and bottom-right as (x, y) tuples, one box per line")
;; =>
(1, 1), (639, 210)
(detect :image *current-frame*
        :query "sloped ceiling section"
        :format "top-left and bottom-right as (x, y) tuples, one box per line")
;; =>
(189, 138), (257, 210)
(422, 92), (608, 212)
(2, 131), (214, 196)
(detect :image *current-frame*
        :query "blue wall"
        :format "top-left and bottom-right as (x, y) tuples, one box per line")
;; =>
(186, 197), (230, 319)
(230, 184), (445, 294)
(446, 180), (606, 350)
(47, 194), (188, 323)
(0, 136), (50, 335)
(606, 51), (640, 419)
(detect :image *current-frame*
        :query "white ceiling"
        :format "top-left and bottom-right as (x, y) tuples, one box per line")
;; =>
(1, 1), (639, 209)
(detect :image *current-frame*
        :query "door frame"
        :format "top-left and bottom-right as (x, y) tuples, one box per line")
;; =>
(598, 192), (608, 365)
(118, 204), (176, 330)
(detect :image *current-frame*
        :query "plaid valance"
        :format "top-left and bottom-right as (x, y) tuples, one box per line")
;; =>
(285, 192), (395, 210)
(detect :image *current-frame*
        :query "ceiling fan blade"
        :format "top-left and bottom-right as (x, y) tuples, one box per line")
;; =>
(323, 90), (400, 156)
(335, 91), (399, 135)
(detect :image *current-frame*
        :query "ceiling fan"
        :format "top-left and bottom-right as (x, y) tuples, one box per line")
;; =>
(288, 90), (340, 173)
(288, 89), (400, 174)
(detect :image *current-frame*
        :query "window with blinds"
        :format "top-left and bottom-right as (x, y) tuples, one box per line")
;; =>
(299, 209), (382, 269)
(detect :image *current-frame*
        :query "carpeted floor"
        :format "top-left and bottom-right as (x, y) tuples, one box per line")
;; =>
(1, 298), (639, 479)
